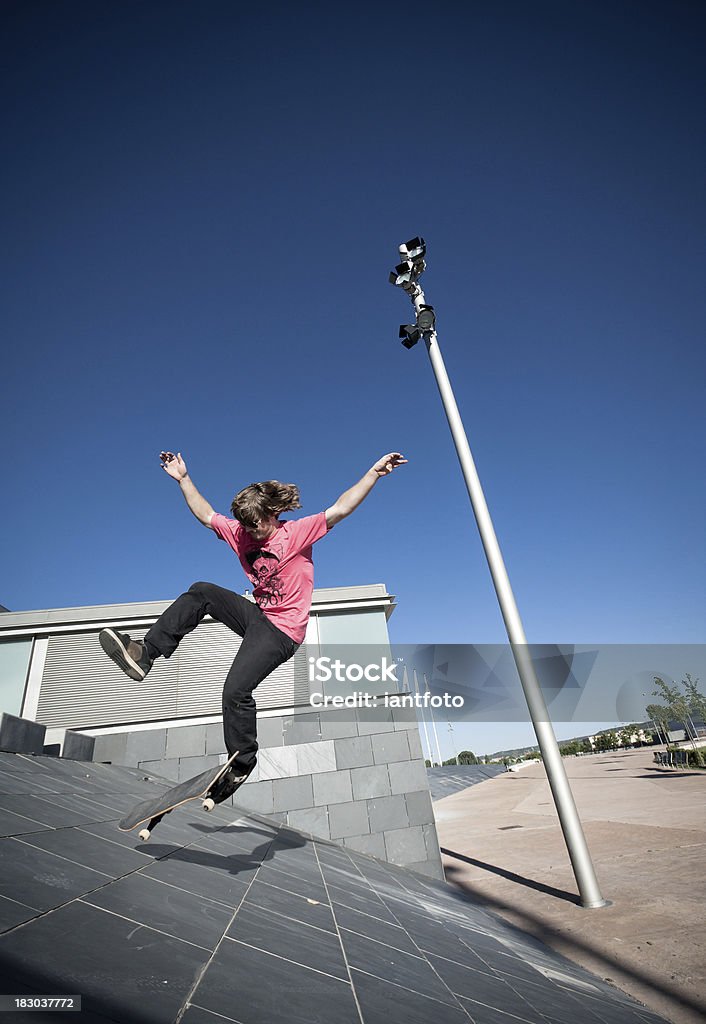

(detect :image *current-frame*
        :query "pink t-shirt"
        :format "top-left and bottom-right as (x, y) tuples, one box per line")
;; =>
(210, 511), (329, 643)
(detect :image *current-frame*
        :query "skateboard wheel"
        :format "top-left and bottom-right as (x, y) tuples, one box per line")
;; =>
(202, 798), (215, 812)
(138, 828), (151, 841)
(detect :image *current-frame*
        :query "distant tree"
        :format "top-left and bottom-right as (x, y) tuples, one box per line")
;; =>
(618, 727), (635, 748)
(646, 703), (670, 744)
(654, 677), (699, 751)
(594, 731), (619, 752)
(682, 674), (706, 726)
(457, 750), (479, 765)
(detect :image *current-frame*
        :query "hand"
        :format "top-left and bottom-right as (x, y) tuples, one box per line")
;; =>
(371, 452), (408, 477)
(160, 451), (188, 481)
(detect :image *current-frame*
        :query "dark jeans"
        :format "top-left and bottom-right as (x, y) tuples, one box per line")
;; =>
(144, 582), (297, 774)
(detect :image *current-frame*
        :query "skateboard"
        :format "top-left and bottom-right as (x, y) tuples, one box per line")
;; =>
(119, 752), (248, 840)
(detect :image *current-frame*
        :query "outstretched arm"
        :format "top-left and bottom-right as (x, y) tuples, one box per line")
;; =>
(325, 452), (407, 528)
(160, 451), (215, 528)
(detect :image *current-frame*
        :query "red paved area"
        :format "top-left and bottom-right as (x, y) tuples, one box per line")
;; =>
(434, 748), (705, 1024)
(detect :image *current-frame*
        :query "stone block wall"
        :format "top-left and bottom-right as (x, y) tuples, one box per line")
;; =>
(0, 713), (46, 755)
(89, 703), (443, 879)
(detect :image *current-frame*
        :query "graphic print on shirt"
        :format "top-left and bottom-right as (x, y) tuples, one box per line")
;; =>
(245, 548), (285, 607)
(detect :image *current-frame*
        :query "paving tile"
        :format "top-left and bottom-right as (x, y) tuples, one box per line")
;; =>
(0, 754), (49, 773)
(384, 825), (427, 864)
(513, 974), (604, 1023)
(82, 873), (233, 949)
(226, 903), (348, 978)
(243, 879), (336, 933)
(350, 764), (391, 800)
(387, 911), (491, 971)
(295, 741), (336, 775)
(320, 708), (358, 740)
(15, 825), (147, 877)
(287, 805), (330, 838)
(327, 882), (398, 922)
(141, 849), (252, 908)
(0, 795), (97, 828)
(312, 769), (352, 806)
(351, 968), (470, 1023)
(46, 791), (126, 818)
(329, 800), (370, 839)
(427, 953), (545, 1023)
(565, 992), (654, 1024)
(457, 998), (539, 1024)
(335, 905), (420, 955)
(368, 794), (409, 832)
(166, 725), (206, 759)
(282, 713), (321, 745)
(0, 769), (47, 794)
(231, 779), (273, 813)
(125, 728), (167, 763)
(190, 822), (277, 859)
(388, 759), (429, 794)
(317, 859), (370, 890)
(486, 950), (558, 986)
(181, 1007), (241, 1024)
(254, 863), (328, 903)
(254, 716), (284, 748)
(342, 929), (458, 1005)
(272, 774), (314, 812)
(357, 707), (396, 736)
(343, 832), (387, 858)
(0, 900), (209, 1023)
(0, 838), (111, 912)
(194, 937), (361, 1024)
(267, 840), (323, 878)
(76, 820), (182, 858)
(257, 747), (298, 780)
(0, 893), (41, 932)
(405, 789), (434, 826)
(371, 731), (411, 764)
(0, 806), (53, 838)
(335, 735), (374, 770)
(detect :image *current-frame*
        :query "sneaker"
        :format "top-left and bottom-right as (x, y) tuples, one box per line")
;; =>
(210, 766), (251, 805)
(99, 628), (153, 681)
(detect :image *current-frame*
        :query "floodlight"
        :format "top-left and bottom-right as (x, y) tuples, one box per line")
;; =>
(389, 260), (416, 287)
(416, 304), (436, 332)
(399, 324), (421, 348)
(399, 236), (426, 262)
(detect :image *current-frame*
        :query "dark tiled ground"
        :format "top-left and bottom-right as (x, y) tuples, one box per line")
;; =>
(426, 765), (506, 802)
(0, 752), (667, 1024)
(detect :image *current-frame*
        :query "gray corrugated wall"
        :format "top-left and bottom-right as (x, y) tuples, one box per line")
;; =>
(37, 622), (310, 729)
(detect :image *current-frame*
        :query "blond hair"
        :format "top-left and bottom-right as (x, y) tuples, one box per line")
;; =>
(230, 481), (301, 527)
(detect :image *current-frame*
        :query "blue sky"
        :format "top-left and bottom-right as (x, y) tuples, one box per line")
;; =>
(2, 1), (704, 755)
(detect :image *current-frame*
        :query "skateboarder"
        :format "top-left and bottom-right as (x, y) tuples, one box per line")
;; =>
(100, 449), (407, 802)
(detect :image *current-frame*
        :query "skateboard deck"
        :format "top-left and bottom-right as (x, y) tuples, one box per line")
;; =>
(119, 752), (246, 840)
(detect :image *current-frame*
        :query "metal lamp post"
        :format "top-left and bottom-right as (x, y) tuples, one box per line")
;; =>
(390, 238), (609, 909)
